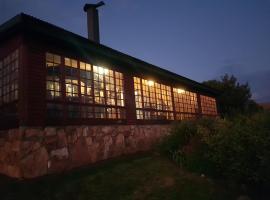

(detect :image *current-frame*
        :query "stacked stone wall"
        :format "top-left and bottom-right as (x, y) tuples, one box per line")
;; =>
(0, 125), (171, 178)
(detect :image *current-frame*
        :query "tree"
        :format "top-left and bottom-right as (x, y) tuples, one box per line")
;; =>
(203, 74), (261, 117)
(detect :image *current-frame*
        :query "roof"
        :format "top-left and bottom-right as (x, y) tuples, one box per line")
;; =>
(0, 13), (220, 96)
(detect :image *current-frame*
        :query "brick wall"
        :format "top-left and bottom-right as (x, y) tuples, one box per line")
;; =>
(0, 124), (171, 179)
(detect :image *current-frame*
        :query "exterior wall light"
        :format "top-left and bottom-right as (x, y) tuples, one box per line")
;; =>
(147, 80), (154, 86)
(95, 66), (108, 75)
(177, 88), (185, 94)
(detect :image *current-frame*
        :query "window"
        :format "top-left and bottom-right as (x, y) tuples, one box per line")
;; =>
(134, 77), (142, 108)
(173, 88), (199, 120)
(0, 49), (19, 105)
(105, 69), (116, 106)
(94, 106), (106, 119)
(200, 95), (217, 115)
(115, 72), (124, 107)
(47, 103), (63, 119)
(81, 105), (94, 118)
(91, 65), (125, 119)
(45, 52), (126, 120)
(93, 66), (106, 104)
(133, 77), (174, 120)
(67, 104), (80, 118)
(80, 62), (93, 103)
(65, 57), (79, 101)
(46, 53), (61, 99)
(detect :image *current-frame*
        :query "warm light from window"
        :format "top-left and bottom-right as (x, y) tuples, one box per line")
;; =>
(95, 66), (109, 75)
(147, 80), (154, 86)
(177, 88), (185, 94)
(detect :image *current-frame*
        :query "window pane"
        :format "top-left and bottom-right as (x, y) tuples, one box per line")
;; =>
(0, 49), (19, 105)
(200, 95), (217, 115)
(173, 88), (199, 120)
(133, 77), (173, 120)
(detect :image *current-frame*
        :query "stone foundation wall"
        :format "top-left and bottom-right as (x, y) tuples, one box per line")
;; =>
(0, 125), (171, 178)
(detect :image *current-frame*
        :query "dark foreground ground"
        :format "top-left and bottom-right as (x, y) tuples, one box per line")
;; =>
(0, 153), (250, 200)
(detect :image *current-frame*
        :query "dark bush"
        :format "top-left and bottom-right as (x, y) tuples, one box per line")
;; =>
(160, 112), (270, 186)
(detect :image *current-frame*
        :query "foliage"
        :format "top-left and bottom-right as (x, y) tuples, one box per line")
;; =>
(203, 74), (262, 117)
(160, 112), (270, 187)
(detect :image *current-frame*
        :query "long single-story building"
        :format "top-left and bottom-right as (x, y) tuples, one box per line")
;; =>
(0, 2), (219, 178)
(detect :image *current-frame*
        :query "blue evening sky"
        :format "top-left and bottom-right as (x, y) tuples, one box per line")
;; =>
(1, 0), (269, 102)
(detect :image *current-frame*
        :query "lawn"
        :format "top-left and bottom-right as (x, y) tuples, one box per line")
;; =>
(0, 153), (237, 200)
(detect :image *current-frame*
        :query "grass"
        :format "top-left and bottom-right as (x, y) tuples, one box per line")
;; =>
(0, 153), (238, 200)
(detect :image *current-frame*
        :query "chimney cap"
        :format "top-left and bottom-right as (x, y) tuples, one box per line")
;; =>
(84, 1), (105, 11)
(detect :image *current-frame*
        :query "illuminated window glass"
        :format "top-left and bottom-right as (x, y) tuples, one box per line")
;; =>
(200, 95), (217, 115)
(136, 110), (143, 119)
(80, 61), (93, 103)
(107, 107), (117, 119)
(46, 53), (61, 99)
(134, 77), (142, 108)
(64, 57), (77, 68)
(173, 88), (199, 120)
(92, 65), (125, 119)
(93, 66), (105, 104)
(45, 53), (126, 120)
(105, 69), (116, 106)
(95, 106), (106, 119)
(115, 72), (124, 107)
(0, 49), (19, 105)
(133, 77), (173, 120)
(46, 53), (60, 67)
(65, 57), (79, 101)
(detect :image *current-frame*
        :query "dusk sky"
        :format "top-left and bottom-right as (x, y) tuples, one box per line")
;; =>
(1, 0), (269, 102)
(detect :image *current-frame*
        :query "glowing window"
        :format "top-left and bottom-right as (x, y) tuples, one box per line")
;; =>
(46, 53), (61, 99)
(173, 88), (199, 120)
(200, 95), (217, 115)
(64, 57), (79, 101)
(133, 77), (173, 120)
(80, 61), (93, 103)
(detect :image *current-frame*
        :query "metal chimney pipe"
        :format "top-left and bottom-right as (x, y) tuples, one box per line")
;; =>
(83, 1), (105, 43)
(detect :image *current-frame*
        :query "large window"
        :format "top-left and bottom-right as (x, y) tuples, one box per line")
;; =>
(173, 88), (199, 120)
(133, 77), (174, 120)
(0, 49), (19, 106)
(46, 53), (61, 100)
(200, 95), (217, 115)
(45, 52), (126, 120)
(80, 61), (93, 103)
(65, 57), (79, 101)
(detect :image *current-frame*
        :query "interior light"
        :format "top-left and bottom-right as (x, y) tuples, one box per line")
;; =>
(96, 66), (108, 75)
(147, 80), (154, 86)
(177, 88), (185, 94)
(98, 67), (104, 74)
(104, 68), (109, 75)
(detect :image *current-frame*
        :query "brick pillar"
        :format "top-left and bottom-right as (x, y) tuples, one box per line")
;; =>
(19, 40), (46, 126)
(124, 74), (136, 124)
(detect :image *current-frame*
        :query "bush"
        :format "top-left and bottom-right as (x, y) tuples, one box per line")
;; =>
(159, 112), (270, 186)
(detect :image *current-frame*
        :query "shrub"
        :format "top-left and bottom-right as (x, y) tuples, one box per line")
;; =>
(159, 111), (270, 186)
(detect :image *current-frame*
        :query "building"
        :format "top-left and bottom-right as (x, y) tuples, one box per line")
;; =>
(0, 2), (219, 178)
